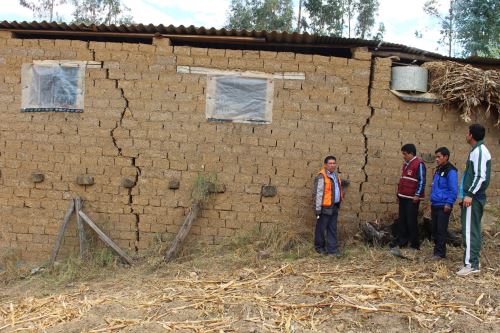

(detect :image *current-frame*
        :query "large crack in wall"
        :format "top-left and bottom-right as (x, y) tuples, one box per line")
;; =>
(359, 56), (377, 219)
(88, 42), (142, 252)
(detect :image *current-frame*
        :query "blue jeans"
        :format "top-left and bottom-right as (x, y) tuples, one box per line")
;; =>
(314, 206), (339, 254)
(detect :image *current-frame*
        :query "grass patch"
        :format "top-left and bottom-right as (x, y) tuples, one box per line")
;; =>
(149, 223), (314, 273)
(0, 247), (28, 284)
(43, 247), (118, 285)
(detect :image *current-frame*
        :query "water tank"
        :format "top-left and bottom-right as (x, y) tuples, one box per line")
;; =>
(391, 66), (428, 93)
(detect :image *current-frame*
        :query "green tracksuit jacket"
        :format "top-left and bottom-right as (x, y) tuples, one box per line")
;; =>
(460, 140), (491, 269)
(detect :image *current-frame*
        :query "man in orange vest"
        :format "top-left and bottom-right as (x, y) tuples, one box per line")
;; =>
(313, 156), (344, 256)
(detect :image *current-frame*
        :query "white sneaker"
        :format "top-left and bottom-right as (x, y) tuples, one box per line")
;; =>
(456, 265), (480, 276)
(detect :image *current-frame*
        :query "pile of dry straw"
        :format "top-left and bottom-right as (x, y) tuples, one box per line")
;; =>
(423, 61), (499, 125)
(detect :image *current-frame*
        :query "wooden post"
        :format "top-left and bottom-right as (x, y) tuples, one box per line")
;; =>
(164, 203), (201, 263)
(48, 199), (75, 268)
(78, 210), (133, 266)
(75, 197), (87, 259)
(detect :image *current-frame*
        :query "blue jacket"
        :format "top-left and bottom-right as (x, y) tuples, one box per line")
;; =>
(430, 162), (458, 207)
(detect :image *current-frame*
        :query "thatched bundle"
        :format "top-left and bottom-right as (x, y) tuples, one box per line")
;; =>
(422, 61), (500, 125)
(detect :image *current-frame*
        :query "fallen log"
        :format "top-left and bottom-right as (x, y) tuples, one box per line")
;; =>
(359, 219), (462, 247)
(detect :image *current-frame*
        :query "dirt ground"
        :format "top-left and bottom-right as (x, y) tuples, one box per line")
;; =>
(1, 227), (499, 333)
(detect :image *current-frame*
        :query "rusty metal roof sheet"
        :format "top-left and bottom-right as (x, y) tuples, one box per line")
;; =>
(1, 20), (498, 66)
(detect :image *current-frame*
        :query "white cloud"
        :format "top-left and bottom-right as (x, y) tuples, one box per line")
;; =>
(1, 0), (42, 21)
(378, 0), (448, 55)
(124, 0), (230, 28)
(122, 0), (184, 26)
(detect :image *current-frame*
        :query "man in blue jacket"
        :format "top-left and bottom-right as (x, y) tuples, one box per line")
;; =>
(430, 147), (458, 260)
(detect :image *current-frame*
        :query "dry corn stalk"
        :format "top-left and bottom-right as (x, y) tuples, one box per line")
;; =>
(422, 61), (500, 125)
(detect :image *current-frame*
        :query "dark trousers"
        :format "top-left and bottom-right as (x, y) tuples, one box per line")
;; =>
(314, 206), (339, 254)
(431, 206), (450, 258)
(397, 198), (420, 249)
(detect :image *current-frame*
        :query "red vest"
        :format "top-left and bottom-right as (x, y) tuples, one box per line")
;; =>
(397, 157), (425, 199)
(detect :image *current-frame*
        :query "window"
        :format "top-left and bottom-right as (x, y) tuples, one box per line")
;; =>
(21, 61), (85, 112)
(205, 75), (274, 124)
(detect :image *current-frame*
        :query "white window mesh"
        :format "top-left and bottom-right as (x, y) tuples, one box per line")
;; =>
(21, 61), (85, 112)
(205, 75), (274, 124)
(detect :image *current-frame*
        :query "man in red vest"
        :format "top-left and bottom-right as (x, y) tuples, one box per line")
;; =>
(390, 144), (426, 259)
(313, 156), (344, 256)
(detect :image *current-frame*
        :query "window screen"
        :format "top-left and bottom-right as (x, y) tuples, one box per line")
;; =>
(21, 62), (85, 112)
(206, 75), (274, 124)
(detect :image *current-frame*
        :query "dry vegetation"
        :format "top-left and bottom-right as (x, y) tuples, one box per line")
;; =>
(423, 61), (500, 125)
(1, 210), (499, 333)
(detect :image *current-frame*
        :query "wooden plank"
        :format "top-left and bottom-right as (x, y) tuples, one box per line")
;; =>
(78, 210), (133, 266)
(164, 203), (201, 263)
(75, 197), (87, 259)
(48, 199), (75, 268)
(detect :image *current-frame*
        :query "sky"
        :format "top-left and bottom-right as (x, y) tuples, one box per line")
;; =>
(1, 0), (451, 56)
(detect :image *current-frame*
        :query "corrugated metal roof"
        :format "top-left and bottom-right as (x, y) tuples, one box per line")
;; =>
(1, 20), (498, 66)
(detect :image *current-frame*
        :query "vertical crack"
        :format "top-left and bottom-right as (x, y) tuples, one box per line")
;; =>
(88, 41), (141, 252)
(131, 157), (141, 251)
(359, 57), (376, 219)
(88, 41), (96, 61)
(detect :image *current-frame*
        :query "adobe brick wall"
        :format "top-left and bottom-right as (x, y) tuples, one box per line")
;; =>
(0, 31), (497, 263)
(363, 57), (500, 221)
(0, 33), (372, 262)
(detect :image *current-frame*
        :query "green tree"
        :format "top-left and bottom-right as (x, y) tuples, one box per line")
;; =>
(355, 0), (379, 39)
(19, 0), (67, 22)
(454, 0), (499, 57)
(423, 0), (499, 57)
(226, 0), (254, 30)
(71, 0), (133, 25)
(301, 0), (380, 38)
(226, 0), (294, 32)
(423, 0), (457, 57)
(301, 0), (344, 35)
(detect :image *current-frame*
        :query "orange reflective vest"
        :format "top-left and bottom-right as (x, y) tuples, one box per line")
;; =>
(319, 168), (344, 206)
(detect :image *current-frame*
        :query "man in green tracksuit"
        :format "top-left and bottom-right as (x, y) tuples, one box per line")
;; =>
(457, 124), (491, 276)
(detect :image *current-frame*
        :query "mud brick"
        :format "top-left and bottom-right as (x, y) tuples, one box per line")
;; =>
(312, 55), (330, 64)
(375, 57), (392, 67)
(225, 58), (244, 68)
(351, 49), (372, 61)
(225, 49), (243, 58)
(208, 49), (225, 57)
(242, 50), (260, 59)
(138, 44), (156, 54)
(175, 56), (193, 66)
(210, 57), (229, 68)
(152, 36), (171, 47)
(0, 31), (13, 38)
(245, 59), (264, 69)
(193, 57), (211, 66)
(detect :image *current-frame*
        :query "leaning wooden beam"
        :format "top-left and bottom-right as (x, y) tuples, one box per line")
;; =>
(48, 199), (75, 268)
(75, 197), (87, 259)
(78, 210), (134, 266)
(164, 203), (202, 263)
